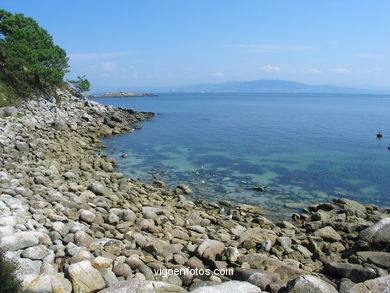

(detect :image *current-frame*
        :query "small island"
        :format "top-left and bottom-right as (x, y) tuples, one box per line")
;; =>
(88, 91), (158, 98)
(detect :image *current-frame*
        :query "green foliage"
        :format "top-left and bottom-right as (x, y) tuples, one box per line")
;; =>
(68, 75), (90, 93)
(0, 249), (21, 293)
(0, 79), (18, 106)
(0, 9), (69, 98)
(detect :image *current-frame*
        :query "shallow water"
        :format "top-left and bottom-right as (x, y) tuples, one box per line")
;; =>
(93, 93), (390, 218)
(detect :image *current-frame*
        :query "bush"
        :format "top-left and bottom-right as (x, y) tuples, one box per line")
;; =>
(68, 75), (90, 93)
(0, 249), (21, 293)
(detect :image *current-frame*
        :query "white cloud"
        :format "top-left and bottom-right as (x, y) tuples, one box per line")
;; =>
(102, 62), (116, 73)
(260, 65), (280, 72)
(211, 72), (224, 77)
(330, 67), (349, 73)
(68, 50), (132, 62)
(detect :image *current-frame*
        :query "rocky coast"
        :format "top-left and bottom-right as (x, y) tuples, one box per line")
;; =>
(0, 89), (389, 293)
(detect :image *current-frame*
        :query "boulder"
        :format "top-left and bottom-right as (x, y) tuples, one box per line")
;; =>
(191, 280), (261, 293)
(240, 253), (306, 280)
(324, 262), (377, 283)
(21, 245), (50, 260)
(197, 239), (225, 261)
(0, 106), (18, 117)
(0, 231), (51, 251)
(356, 251), (390, 269)
(67, 260), (106, 292)
(23, 273), (72, 293)
(98, 280), (186, 293)
(74, 231), (94, 248)
(349, 275), (390, 293)
(233, 268), (280, 291)
(238, 227), (277, 249)
(79, 210), (96, 223)
(113, 263), (132, 278)
(313, 226), (342, 242)
(88, 182), (109, 196)
(359, 218), (390, 250)
(286, 275), (338, 293)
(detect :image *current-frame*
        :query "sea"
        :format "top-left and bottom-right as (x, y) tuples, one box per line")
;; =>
(92, 92), (390, 218)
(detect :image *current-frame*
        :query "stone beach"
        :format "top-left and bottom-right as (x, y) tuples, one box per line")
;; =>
(0, 89), (390, 292)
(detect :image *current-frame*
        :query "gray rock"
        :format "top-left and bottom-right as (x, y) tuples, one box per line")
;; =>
(113, 263), (132, 278)
(88, 182), (109, 196)
(0, 232), (43, 251)
(191, 280), (262, 293)
(359, 218), (390, 249)
(243, 270), (280, 291)
(74, 230), (94, 248)
(22, 273), (72, 293)
(197, 239), (225, 261)
(314, 226), (342, 242)
(277, 236), (292, 251)
(142, 206), (166, 219)
(98, 280), (187, 293)
(52, 221), (69, 238)
(324, 262), (377, 283)
(359, 275), (390, 293)
(21, 245), (50, 260)
(225, 247), (240, 263)
(286, 275), (338, 293)
(356, 251), (390, 269)
(67, 260), (106, 292)
(18, 258), (43, 276)
(0, 106), (18, 117)
(99, 268), (119, 286)
(79, 210), (96, 223)
(53, 119), (68, 130)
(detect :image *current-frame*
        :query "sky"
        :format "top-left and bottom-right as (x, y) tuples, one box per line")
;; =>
(2, 1), (390, 92)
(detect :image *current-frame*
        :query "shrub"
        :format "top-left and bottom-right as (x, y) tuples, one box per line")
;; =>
(0, 248), (21, 293)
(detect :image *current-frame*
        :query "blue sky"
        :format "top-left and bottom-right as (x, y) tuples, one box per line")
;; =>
(2, 1), (390, 92)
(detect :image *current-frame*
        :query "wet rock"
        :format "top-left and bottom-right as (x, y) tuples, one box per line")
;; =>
(286, 275), (338, 293)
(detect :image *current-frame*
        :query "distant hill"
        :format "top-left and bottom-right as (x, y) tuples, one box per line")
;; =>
(173, 79), (388, 94)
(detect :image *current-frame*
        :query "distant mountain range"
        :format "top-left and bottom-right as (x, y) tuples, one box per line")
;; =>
(172, 79), (389, 94)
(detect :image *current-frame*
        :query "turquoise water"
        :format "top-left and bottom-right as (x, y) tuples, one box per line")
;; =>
(93, 93), (390, 217)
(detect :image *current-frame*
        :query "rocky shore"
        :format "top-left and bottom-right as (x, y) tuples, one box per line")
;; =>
(0, 90), (389, 293)
(89, 91), (157, 98)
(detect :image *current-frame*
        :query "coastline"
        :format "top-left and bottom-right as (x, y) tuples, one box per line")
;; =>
(0, 90), (389, 292)
(89, 91), (158, 98)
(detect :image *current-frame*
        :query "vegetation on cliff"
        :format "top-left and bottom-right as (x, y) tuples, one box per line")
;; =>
(0, 9), (83, 106)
